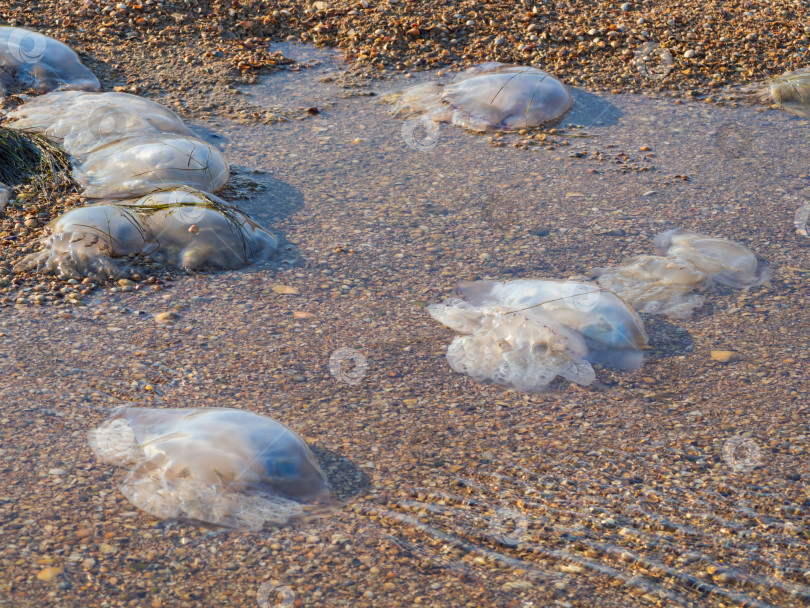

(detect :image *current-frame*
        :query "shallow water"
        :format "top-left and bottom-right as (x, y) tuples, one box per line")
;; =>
(2, 43), (809, 608)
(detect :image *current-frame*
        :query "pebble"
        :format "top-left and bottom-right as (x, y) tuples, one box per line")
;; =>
(154, 311), (179, 323)
(36, 567), (63, 582)
(710, 350), (741, 363)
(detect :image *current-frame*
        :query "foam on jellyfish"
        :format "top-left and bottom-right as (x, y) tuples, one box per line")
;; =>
(14, 188), (277, 278)
(428, 279), (648, 392)
(7, 91), (193, 160)
(0, 27), (99, 93)
(88, 407), (331, 530)
(73, 135), (230, 199)
(590, 229), (769, 319)
(390, 63), (572, 132)
(769, 68), (810, 118)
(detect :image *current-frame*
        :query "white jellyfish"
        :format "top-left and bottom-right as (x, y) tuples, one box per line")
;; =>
(0, 27), (99, 93)
(88, 407), (331, 531)
(653, 229), (769, 289)
(769, 68), (810, 118)
(590, 229), (769, 319)
(390, 63), (572, 132)
(133, 188), (278, 270)
(7, 91), (193, 160)
(72, 135), (230, 199)
(428, 279), (648, 392)
(12, 204), (155, 280)
(14, 187), (277, 278)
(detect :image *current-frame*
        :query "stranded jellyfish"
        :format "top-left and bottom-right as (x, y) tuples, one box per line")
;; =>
(73, 135), (230, 199)
(428, 279), (648, 392)
(7, 91), (193, 160)
(590, 229), (769, 319)
(0, 27), (99, 93)
(14, 187), (277, 279)
(88, 407), (331, 530)
(769, 68), (810, 118)
(390, 63), (573, 132)
(6, 90), (224, 198)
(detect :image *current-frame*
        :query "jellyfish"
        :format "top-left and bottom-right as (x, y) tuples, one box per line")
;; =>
(88, 407), (331, 531)
(133, 188), (278, 270)
(12, 204), (155, 280)
(390, 63), (572, 132)
(653, 229), (770, 289)
(0, 27), (99, 93)
(769, 68), (810, 118)
(590, 229), (769, 319)
(72, 135), (230, 199)
(590, 255), (707, 319)
(7, 91), (193, 160)
(428, 279), (648, 392)
(14, 187), (277, 278)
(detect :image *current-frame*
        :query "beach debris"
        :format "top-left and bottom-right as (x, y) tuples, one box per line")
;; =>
(7, 91), (193, 160)
(769, 67), (810, 118)
(71, 135), (229, 199)
(6, 91), (225, 198)
(13, 187), (277, 280)
(88, 407), (331, 531)
(428, 279), (648, 392)
(0, 26), (99, 94)
(390, 63), (572, 132)
(0, 126), (74, 192)
(590, 229), (770, 318)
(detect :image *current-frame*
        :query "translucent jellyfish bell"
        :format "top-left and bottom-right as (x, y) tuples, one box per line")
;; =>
(7, 91), (193, 160)
(14, 188), (277, 278)
(134, 188), (278, 270)
(0, 27), (99, 93)
(391, 63), (572, 132)
(428, 279), (648, 392)
(88, 407), (331, 530)
(653, 229), (769, 288)
(73, 135), (230, 199)
(590, 229), (769, 319)
(13, 204), (155, 281)
(769, 68), (810, 118)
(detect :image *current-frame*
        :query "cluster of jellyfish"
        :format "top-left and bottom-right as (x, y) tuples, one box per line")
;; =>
(2, 26), (276, 280)
(428, 230), (768, 392)
(0, 26), (792, 530)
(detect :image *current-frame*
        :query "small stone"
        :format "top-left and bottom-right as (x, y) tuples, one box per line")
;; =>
(684, 50), (695, 58)
(620, 2), (630, 10)
(36, 567), (63, 582)
(188, 224), (199, 234)
(273, 285), (300, 295)
(711, 350), (740, 363)
(154, 311), (179, 323)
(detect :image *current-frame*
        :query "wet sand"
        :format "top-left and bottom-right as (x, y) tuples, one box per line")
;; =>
(1, 37), (809, 608)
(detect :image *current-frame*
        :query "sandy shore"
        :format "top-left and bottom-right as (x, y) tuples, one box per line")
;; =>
(1, 2), (810, 608)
